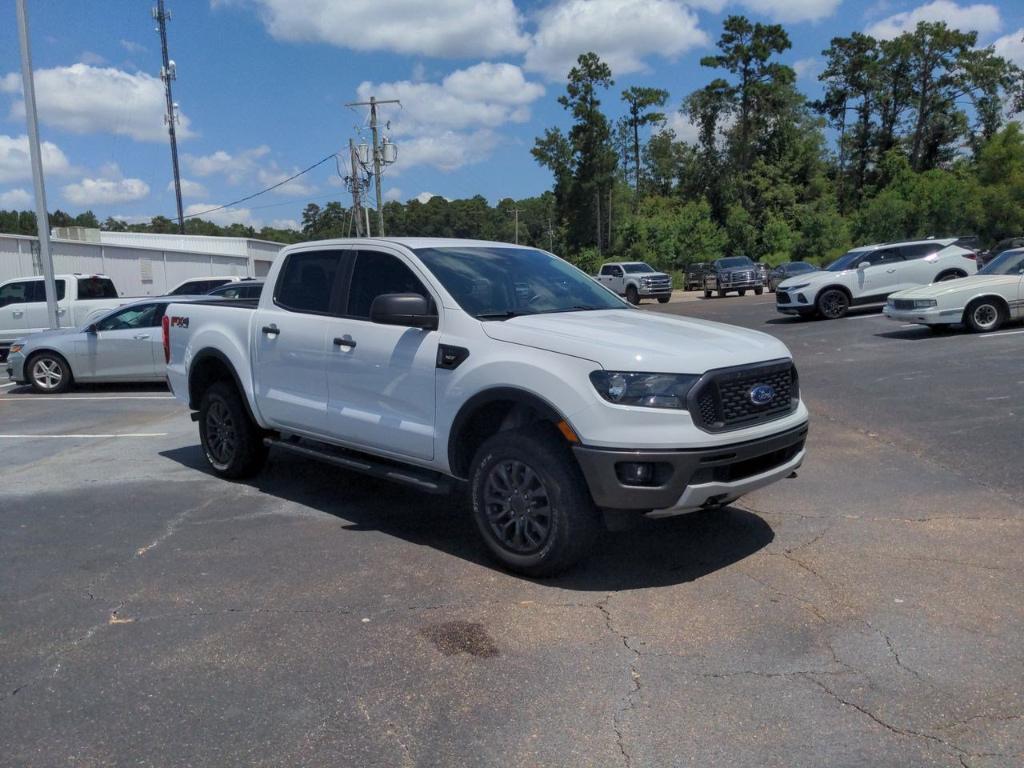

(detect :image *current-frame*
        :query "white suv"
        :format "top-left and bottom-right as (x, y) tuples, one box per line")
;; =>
(776, 238), (978, 320)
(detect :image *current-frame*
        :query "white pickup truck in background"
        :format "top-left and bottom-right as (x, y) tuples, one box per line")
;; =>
(0, 274), (125, 353)
(595, 261), (673, 304)
(165, 238), (808, 575)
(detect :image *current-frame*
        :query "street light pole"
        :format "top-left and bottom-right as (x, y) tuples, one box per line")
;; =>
(15, 0), (59, 330)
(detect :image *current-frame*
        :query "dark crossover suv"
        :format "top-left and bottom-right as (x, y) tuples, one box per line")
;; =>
(767, 261), (818, 292)
(684, 262), (709, 290)
(703, 256), (764, 298)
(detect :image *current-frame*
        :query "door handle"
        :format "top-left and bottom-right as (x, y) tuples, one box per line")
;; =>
(886, 269), (897, 273)
(12, 311), (23, 318)
(134, 334), (150, 340)
(333, 337), (356, 349)
(261, 325), (280, 336)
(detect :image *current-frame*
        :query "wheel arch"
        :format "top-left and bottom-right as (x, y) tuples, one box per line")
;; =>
(187, 348), (257, 423)
(963, 294), (1010, 321)
(25, 347), (75, 379)
(448, 387), (577, 480)
(817, 283), (853, 301)
(934, 268), (968, 282)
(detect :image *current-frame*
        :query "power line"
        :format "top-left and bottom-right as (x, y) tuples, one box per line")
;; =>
(179, 153), (336, 221)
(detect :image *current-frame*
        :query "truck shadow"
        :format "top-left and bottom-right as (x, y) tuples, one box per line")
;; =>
(160, 446), (774, 592)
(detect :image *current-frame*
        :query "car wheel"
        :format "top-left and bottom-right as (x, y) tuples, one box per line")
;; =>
(199, 381), (268, 478)
(936, 271), (965, 282)
(816, 289), (850, 320)
(717, 289), (726, 298)
(657, 296), (670, 304)
(27, 351), (73, 394)
(469, 424), (599, 577)
(739, 289), (747, 296)
(703, 288), (712, 299)
(964, 298), (1005, 333)
(754, 287), (764, 296)
(625, 285), (640, 305)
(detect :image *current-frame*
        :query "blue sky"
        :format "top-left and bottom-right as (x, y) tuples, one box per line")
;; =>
(1, 0), (1022, 231)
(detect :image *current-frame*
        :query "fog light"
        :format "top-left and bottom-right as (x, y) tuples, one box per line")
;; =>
(617, 462), (654, 486)
(797, 293), (808, 304)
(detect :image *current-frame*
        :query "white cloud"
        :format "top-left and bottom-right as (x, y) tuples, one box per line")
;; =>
(415, 192), (446, 204)
(167, 178), (208, 198)
(79, 51), (107, 66)
(256, 166), (318, 197)
(663, 112), (701, 144)
(63, 167), (150, 206)
(0, 64), (194, 143)
(384, 187), (403, 202)
(994, 28), (1024, 66)
(269, 218), (299, 230)
(183, 146), (270, 183)
(732, 0), (841, 23)
(793, 57), (821, 80)
(120, 39), (147, 55)
(185, 203), (257, 227)
(0, 134), (72, 184)
(0, 188), (32, 208)
(524, 0), (709, 79)
(398, 130), (501, 172)
(216, 0), (529, 58)
(865, 1), (1002, 39)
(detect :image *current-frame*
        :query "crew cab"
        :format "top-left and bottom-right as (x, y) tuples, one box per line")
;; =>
(776, 238), (977, 320)
(595, 262), (672, 304)
(703, 257), (764, 298)
(0, 274), (124, 354)
(166, 238), (809, 576)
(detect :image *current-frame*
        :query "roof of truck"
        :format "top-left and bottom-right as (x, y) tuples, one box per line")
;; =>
(284, 237), (530, 252)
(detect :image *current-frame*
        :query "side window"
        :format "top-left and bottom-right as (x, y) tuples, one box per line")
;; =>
(599, 265), (612, 276)
(274, 251), (342, 314)
(78, 277), (117, 298)
(900, 244), (941, 260)
(95, 304), (161, 331)
(866, 249), (902, 266)
(611, 266), (623, 277)
(0, 281), (28, 308)
(25, 280), (66, 302)
(346, 250), (430, 320)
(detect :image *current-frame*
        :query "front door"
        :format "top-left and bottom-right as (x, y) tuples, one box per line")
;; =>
(252, 249), (344, 435)
(326, 248), (438, 461)
(79, 302), (165, 379)
(24, 279), (68, 332)
(0, 280), (31, 342)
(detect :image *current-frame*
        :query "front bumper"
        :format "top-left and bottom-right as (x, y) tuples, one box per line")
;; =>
(882, 305), (962, 325)
(713, 279), (762, 290)
(573, 422), (808, 515)
(5, 351), (25, 383)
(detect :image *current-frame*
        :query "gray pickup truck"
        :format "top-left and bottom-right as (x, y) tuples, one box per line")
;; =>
(595, 262), (672, 304)
(703, 257), (764, 298)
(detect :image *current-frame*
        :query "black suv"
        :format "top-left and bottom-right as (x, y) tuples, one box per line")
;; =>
(703, 256), (764, 298)
(684, 262), (709, 290)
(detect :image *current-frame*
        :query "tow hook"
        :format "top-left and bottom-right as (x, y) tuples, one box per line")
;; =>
(787, 471), (798, 479)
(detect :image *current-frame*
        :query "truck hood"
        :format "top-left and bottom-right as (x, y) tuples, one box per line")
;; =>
(481, 309), (790, 372)
(891, 274), (1022, 299)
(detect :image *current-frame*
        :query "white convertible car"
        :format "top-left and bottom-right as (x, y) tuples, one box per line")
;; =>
(884, 248), (1024, 333)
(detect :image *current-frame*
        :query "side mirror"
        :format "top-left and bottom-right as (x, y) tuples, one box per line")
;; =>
(369, 293), (438, 330)
(86, 323), (98, 334)
(857, 261), (871, 270)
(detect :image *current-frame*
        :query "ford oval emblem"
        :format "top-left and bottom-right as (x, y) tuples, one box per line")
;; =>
(749, 384), (775, 406)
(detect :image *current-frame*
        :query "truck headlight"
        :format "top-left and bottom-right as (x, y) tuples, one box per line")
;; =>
(9, 343), (23, 355)
(590, 371), (700, 409)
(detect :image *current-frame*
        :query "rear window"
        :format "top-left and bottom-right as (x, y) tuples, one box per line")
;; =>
(274, 252), (341, 314)
(78, 277), (118, 299)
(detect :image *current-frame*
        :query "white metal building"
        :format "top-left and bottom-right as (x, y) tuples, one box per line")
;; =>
(0, 229), (284, 296)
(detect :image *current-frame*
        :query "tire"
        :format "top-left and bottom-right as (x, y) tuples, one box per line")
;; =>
(703, 288), (712, 299)
(27, 351), (73, 394)
(469, 424), (599, 577)
(198, 381), (268, 479)
(816, 288), (850, 320)
(754, 287), (763, 296)
(739, 289), (747, 296)
(625, 285), (640, 305)
(717, 290), (726, 298)
(936, 271), (966, 283)
(657, 296), (670, 304)
(768, 283), (776, 293)
(964, 298), (1005, 333)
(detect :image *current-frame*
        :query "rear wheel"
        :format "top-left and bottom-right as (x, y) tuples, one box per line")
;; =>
(469, 425), (599, 577)
(964, 298), (1005, 333)
(936, 271), (966, 283)
(199, 381), (268, 478)
(657, 296), (670, 304)
(816, 288), (850, 320)
(626, 285), (640, 305)
(754, 287), (763, 296)
(27, 352), (72, 394)
(703, 287), (712, 298)
(739, 289), (747, 296)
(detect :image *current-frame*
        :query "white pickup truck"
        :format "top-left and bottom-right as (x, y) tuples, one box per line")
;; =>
(165, 238), (808, 575)
(595, 262), (673, 304)
(0, 274), (125, 352)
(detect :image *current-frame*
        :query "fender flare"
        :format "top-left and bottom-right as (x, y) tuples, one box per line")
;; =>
(188, 347), (258, 424)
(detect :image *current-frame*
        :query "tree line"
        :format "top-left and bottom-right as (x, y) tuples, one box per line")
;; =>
(3, 15), (1022, 277)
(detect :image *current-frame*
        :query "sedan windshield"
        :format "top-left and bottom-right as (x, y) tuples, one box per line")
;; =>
(825, 250), (871, 272)
(788, 262), (816, 273)
(716, 257), (754, 268)
(414, 246), (628, 319)
(979, 248), (1024, 276)
(622, 263), (656, 274)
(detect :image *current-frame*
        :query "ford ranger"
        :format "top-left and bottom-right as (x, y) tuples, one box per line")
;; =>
(165, 238), (808, 576)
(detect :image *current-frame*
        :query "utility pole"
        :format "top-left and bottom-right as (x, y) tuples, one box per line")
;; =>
(344, 95), (399, 236)
(509, 208), (521, 244)
(347, 139), (364, 237)
(15, 0), (58, 329)
(153, 0), (184, 234)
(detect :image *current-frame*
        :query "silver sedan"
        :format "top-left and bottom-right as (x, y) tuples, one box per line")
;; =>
(5, 297), (197, 393)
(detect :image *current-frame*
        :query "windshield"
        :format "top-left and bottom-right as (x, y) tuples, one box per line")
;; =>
(826, 250), (871, 272)
(414, 246), (628, 319)
(716, 257), (754, 268)
(979, 249), (1024, 276)
(622, 263), (656, 274)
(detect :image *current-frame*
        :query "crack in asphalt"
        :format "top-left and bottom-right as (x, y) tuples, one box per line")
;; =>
(597, 594), (640, 768)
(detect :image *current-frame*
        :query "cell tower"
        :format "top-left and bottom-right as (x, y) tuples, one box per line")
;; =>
(153, 0), (185, 234)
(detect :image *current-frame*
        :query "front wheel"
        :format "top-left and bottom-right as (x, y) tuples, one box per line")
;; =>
(816, 288), (850, 320)
(754, 287), (763, 296)
(964, 298), (1005, 333)
(27, 352), (73, 394)
(703, 288), (712, 298)
(717, 289), (727, 298)
(739, 289), (747, 296)
(469, 425), (599, 577)
(657, 296), (670, 304)
(625, 286), (640, 305)
(199, 381), (268, 478)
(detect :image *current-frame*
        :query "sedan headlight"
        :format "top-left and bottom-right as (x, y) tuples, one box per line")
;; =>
(590, 371), (700, 409)
(9, 343), (23, 355)
(913, 299), (937, 308)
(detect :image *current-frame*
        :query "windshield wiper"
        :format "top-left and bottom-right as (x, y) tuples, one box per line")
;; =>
(476, 310), (526, 320)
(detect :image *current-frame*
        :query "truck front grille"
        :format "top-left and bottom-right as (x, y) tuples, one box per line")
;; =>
(690, 360), (798, 433)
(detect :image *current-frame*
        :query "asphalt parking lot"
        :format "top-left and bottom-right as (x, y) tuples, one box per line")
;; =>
(2, 296), (1021, 767)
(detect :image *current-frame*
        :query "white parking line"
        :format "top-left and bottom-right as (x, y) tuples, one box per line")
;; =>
(978, 329), (1024, 338)
(2, 395), (176, 401)
(0, 433), (168, 438)
(0, 382), (16, 388)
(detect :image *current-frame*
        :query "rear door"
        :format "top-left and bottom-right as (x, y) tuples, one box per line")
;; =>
(325, 247), (438, 461)
(80, 302), (165, 380)
(899, 243), (944, 286)
(0, 280), (31, 342)
(252, 250), (345, 436)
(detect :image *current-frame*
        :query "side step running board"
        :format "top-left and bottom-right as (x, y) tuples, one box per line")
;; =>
(263, 436), (455, 495)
